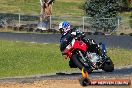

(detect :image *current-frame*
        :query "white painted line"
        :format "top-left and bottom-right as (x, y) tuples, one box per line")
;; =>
(42, 43), (49, 44)
(56, 44), (59, 46)
(30, 42), (37, 43)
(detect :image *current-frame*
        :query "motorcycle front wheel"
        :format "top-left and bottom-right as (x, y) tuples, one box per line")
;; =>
(71, 52), (93, 74)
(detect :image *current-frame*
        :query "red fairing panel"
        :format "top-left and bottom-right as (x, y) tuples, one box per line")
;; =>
(63, 39), (87, 58)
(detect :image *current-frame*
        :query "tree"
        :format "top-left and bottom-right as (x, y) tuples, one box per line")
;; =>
(84, 0), (120, 32)
(85, 0), (119, 18)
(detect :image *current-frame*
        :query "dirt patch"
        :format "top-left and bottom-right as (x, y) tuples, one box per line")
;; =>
(0, 77), (131, 88)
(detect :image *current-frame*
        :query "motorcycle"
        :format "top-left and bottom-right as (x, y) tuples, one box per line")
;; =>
(61, 32), (114, 73)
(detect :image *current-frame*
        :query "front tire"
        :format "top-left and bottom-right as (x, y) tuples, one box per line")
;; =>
(72, 53), (92, 74)
(69, 59), (77, 68)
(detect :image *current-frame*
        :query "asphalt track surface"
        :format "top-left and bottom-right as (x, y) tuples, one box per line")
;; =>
(0, 32), (132, 49)
(0, 66), (132, 83)
(0, 32), (132, 82)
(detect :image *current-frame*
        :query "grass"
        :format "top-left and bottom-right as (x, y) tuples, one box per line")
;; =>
(0, 28), (14, 32)
(53, 0), (84, 16)
(0, 40), (132, 78)
(0, 0), (84, 16)
(0, 0), (40, 15)
(107, 48), (132, 66)
(118, 12), (132, 18)
(0, 40), (74, 78)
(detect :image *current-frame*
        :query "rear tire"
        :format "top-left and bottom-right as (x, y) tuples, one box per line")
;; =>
(72, 53), (92, 74)
(102, 58), (114, 72)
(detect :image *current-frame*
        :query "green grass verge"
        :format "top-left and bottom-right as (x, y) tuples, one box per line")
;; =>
(0, 40), (74, 78)
(0, 0), (84, 16)
(0, 0), (40, 15)
(107, 48), (132, 66)
(0, 40), (132, 78)
(53, 0), (84, 16)
(0, 28), (14, 32)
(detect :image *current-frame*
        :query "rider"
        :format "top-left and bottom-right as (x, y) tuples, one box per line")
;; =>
(59, 21), (77, 52)
(59, 21), (98, 52)
(59, 21), (99, 68)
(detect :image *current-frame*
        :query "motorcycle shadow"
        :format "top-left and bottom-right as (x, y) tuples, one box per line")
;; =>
(56, 71), (103, 76)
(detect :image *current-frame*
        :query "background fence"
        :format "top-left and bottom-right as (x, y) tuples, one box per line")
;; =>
(50, 16), (132, 34)
(0, 13), (132, 34)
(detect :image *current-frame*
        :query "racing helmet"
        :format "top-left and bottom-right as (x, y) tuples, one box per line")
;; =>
(59, 21), (70, 34)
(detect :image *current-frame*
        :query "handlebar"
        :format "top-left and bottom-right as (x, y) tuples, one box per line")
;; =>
(75, 32), (85, 40)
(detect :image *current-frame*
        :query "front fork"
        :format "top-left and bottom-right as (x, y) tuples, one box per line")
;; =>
(78, 50), (86, 62)
(78, 50), (90, 67)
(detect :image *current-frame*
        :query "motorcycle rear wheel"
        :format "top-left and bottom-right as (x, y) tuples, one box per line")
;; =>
(102, 58), (114, 72)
